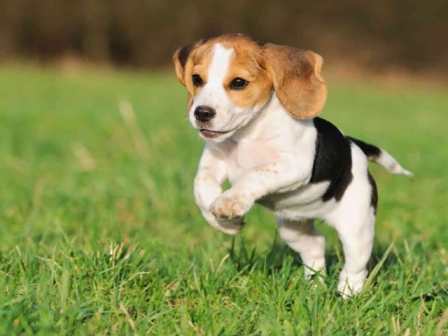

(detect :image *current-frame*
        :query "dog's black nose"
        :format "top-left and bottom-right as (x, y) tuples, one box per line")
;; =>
(194, 106), (216, 122)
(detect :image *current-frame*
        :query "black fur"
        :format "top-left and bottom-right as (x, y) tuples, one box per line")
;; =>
(177, 43), (196, 69)
(177, 39), (207, 69)
(346, 137), (381, 160)
(367, 172), (378, 213)
(310, 118), (353, 201)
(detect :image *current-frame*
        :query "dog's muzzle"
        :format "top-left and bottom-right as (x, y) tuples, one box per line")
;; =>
(194, 106), (216, 122)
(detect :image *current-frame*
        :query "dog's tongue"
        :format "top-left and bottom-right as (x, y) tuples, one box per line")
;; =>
(200, 129), (225, 138)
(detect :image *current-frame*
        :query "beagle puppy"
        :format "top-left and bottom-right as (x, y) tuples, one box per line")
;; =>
(173, 34), (411, 297)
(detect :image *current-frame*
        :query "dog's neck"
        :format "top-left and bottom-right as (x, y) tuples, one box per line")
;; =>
(230, 93), (315, 144)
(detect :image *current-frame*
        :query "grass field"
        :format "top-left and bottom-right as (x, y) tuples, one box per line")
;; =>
(0, 65), (447, 335)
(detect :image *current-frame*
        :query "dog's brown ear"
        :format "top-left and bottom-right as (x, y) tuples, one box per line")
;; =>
(173, 40), (205, 87)
(260, 44), (327, 119)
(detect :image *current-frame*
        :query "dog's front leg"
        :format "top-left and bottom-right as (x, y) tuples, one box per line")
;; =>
(194, 146), (244, 235)
(211, 157), (308, 220)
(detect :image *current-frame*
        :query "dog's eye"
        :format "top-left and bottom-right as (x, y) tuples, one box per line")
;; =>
(229, 77), (249, 90)
(192, 74), (203, 87)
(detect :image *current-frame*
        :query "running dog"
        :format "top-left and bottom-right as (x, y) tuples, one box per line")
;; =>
(173, 34), (411, 297)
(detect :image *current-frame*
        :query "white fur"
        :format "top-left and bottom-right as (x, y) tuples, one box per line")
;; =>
(277, 218), (326, 280)
(324, 144), (376, 296)
(374, 149), (413, 176)
(190, 45), (233, 128)
(191, 44), (405, 297)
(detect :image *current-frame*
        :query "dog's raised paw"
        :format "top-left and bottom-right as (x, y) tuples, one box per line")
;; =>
(210, 194), (252, 219)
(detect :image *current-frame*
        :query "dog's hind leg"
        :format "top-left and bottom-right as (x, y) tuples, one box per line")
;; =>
(324, 142), (377, 297)
(331, 205), (376, 298)
(277, 217), (326, 280)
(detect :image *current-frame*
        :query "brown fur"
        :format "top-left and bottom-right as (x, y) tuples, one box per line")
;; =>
(261, 44), (327, 119)
(173, 39), (208, 108)
(173, 34), (327, 119)
(223, 43), (272, 110)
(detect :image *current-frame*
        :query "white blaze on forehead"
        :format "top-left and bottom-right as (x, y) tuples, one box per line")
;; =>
(192, 43), (234, 111)
(207, 44), (234, 86)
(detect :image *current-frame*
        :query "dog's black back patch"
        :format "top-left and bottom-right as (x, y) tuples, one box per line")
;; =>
(346, 136), (381, 160)
(310, 117), (353, 202)
(367, 171), (378, 213)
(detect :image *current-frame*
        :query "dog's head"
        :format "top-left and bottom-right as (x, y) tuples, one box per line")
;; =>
(173, 34), (327, 142)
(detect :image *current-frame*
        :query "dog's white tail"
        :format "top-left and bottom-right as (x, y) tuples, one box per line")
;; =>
(371, 149), (413, 176)
(348, 137), (413, 176)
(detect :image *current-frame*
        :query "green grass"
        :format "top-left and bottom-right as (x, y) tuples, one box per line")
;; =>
(0, 65), (447, 335)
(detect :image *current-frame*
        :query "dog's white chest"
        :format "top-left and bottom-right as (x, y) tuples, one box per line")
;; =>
(226, 141), (280, 184)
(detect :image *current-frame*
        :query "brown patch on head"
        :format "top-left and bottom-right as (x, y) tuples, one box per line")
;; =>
(222, 39), (272, 109)
(173, 39), (206, 108)
(173, 34), (327, 117)
(188, 45), (214, 102)
(193, 35), (273, 110)
(187, 35), (267, 105)
(173, 34), (270, 110)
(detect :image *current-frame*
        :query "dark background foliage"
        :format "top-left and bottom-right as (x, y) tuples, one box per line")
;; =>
(0, 0), (447, 73)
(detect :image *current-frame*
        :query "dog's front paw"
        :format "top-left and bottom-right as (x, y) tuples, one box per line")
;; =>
(201, 210), (245, 235)
(210, 193), (253, 220)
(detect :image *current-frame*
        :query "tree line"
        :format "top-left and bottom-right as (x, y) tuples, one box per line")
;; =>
(0, 0), (446, 74)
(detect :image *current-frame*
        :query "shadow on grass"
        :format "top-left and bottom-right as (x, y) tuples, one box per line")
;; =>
(226, 236), (447, 303)
(227, 234), (292, 275)
(227, 235), (400, 281)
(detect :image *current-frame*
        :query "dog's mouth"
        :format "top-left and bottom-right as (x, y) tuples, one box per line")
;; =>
(199, 129), (231, 139)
